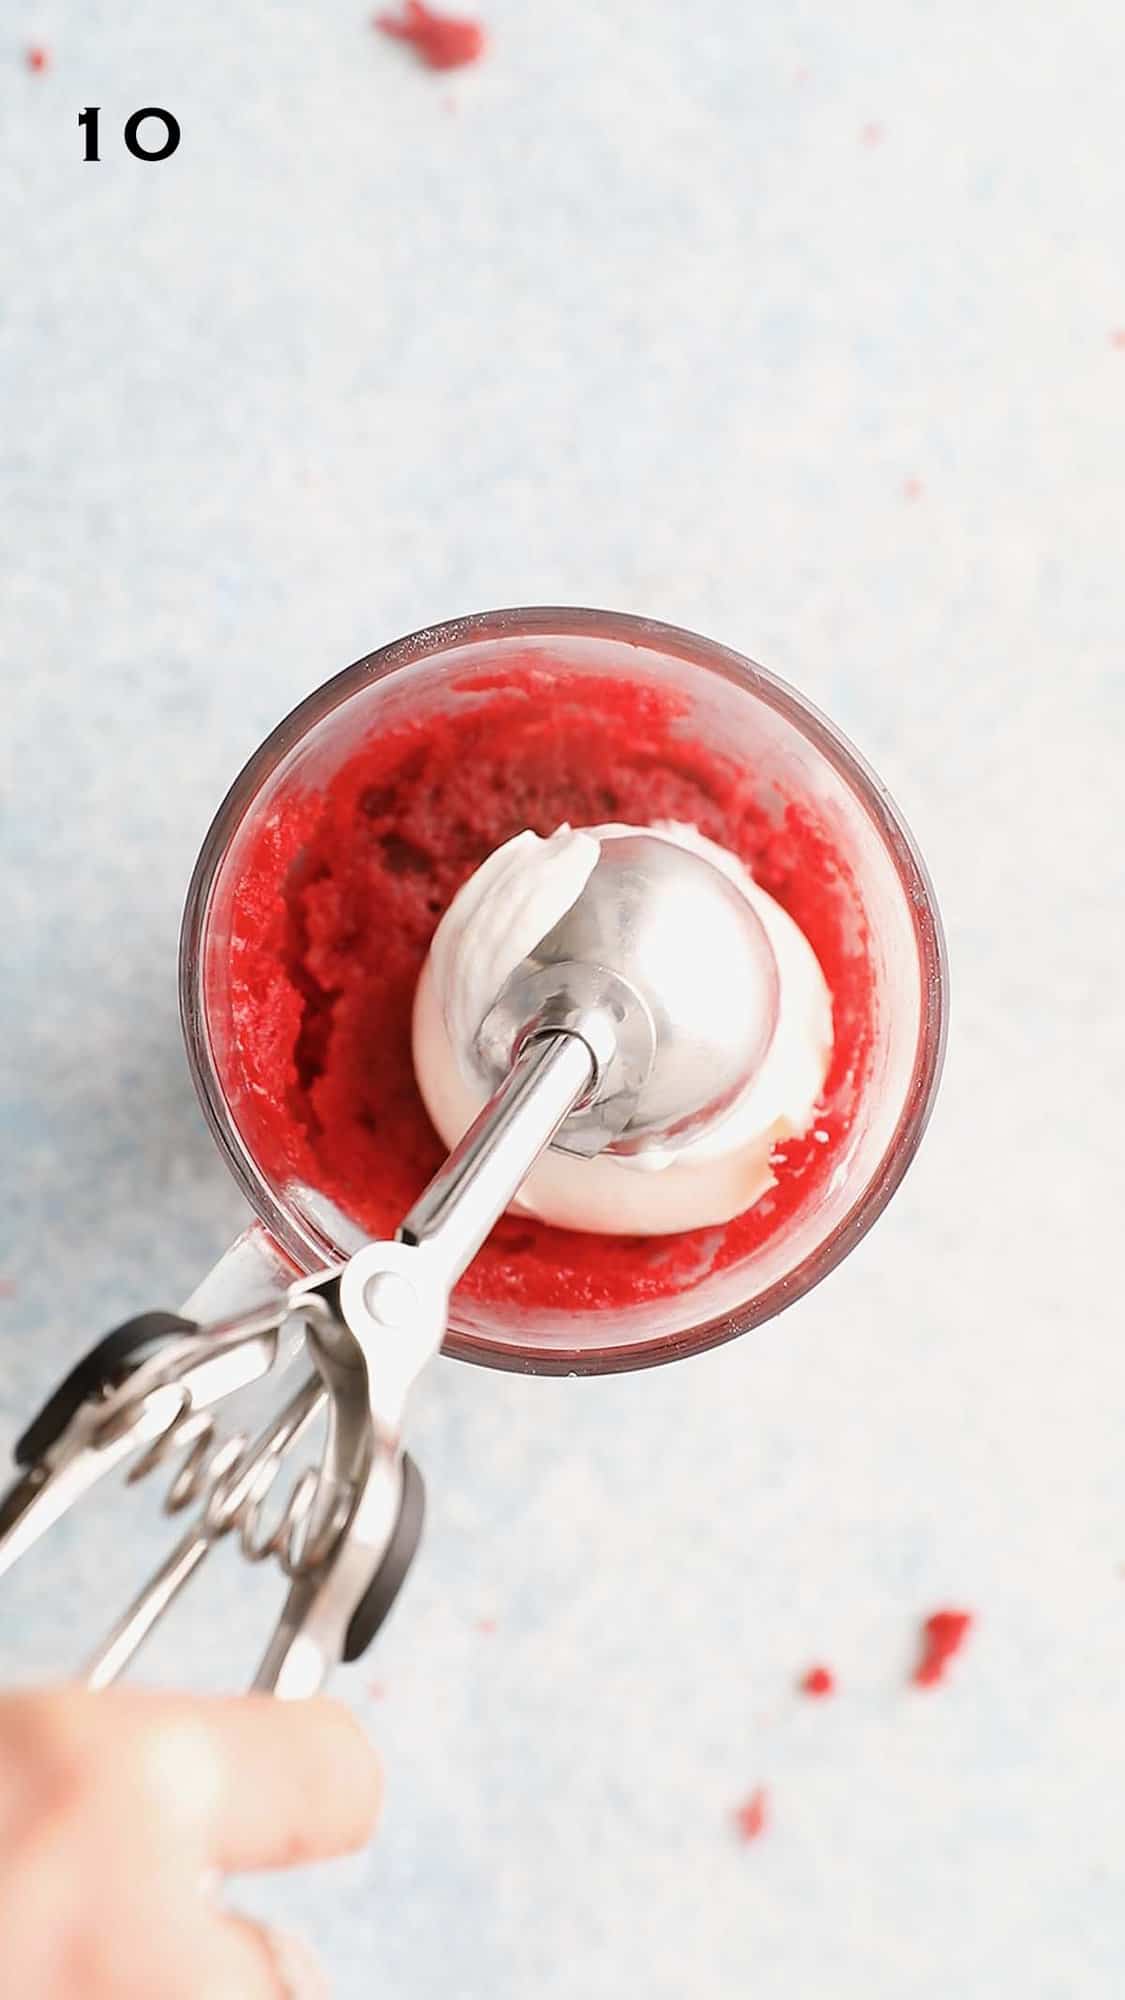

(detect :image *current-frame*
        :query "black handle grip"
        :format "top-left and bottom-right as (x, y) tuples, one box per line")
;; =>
(342, 1453), (426, 1663)
(15, 1312), (198, 1468)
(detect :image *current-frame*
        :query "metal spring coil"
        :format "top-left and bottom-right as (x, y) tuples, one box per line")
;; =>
(124, 1385), (349, 1581)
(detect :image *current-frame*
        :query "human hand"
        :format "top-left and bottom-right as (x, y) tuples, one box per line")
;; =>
(0, 1684), (381, 1998)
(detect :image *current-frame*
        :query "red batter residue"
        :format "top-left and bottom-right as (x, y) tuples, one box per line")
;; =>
(733, 1787), (769, 1842)
(26, 45), (48, 72)
(912, 1608), (973, 1687)
(375, 1), (486, 70)
(224, 660), (874, 1317)
(800, 1664), (836, 1697)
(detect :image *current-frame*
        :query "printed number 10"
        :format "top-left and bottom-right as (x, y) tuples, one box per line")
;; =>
(79, 107), (181, 162)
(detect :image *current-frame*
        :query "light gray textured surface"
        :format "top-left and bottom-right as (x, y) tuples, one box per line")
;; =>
(2, 4), (1123, 1995)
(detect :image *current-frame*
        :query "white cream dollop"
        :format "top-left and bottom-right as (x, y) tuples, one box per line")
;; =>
(411, 822), (833, 1235)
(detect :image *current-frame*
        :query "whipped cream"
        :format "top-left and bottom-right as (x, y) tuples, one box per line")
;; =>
(411, 823), (833, 1235)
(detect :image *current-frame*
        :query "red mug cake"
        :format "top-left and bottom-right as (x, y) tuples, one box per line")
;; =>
(182, 611), (945, 1373)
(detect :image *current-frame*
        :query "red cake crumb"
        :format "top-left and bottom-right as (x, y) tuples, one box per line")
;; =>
(1111, 330), (1125, 351)
(733, 1788), (769, 1842)
(903, 477), (924, 503)
(224, 660), (874, 1318)
(475, 1617), (497, 1634)
(25, 45), (48, 72)
(376, 0), (485, 70)
(860, 121), (886, 147)
(799, 1664), (835, 1697)
(912, 1608), (973, 1687)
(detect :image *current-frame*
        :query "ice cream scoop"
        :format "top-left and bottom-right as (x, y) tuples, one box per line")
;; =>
(399, 825), (803, 1265)
(466, 828), (783, 1157)
(413, 822), (833, 1234)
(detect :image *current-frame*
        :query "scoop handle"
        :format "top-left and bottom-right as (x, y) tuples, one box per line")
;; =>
(398, 1030), (594, 1282)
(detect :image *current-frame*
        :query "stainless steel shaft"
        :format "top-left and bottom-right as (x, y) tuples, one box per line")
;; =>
(397, 1031), (595, 1279)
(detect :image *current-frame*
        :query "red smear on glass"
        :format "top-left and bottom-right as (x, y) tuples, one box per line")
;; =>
(475, 1617), (497, 1635)
(26, 45), (48, 72)
(1110, 330), (1125, 350)
(903, 477), (924, 503)
(912, 1608), (973, 1687)
(800, 1664), (835, 1697)
(860, 121), (885, 148)
(733, 1787), (769, 1842)
(367, 1680), (388, 1700)
(376, 1), (486, 70)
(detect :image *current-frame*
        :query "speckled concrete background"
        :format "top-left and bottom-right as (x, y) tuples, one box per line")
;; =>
(2, 4), (1123, 1996)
